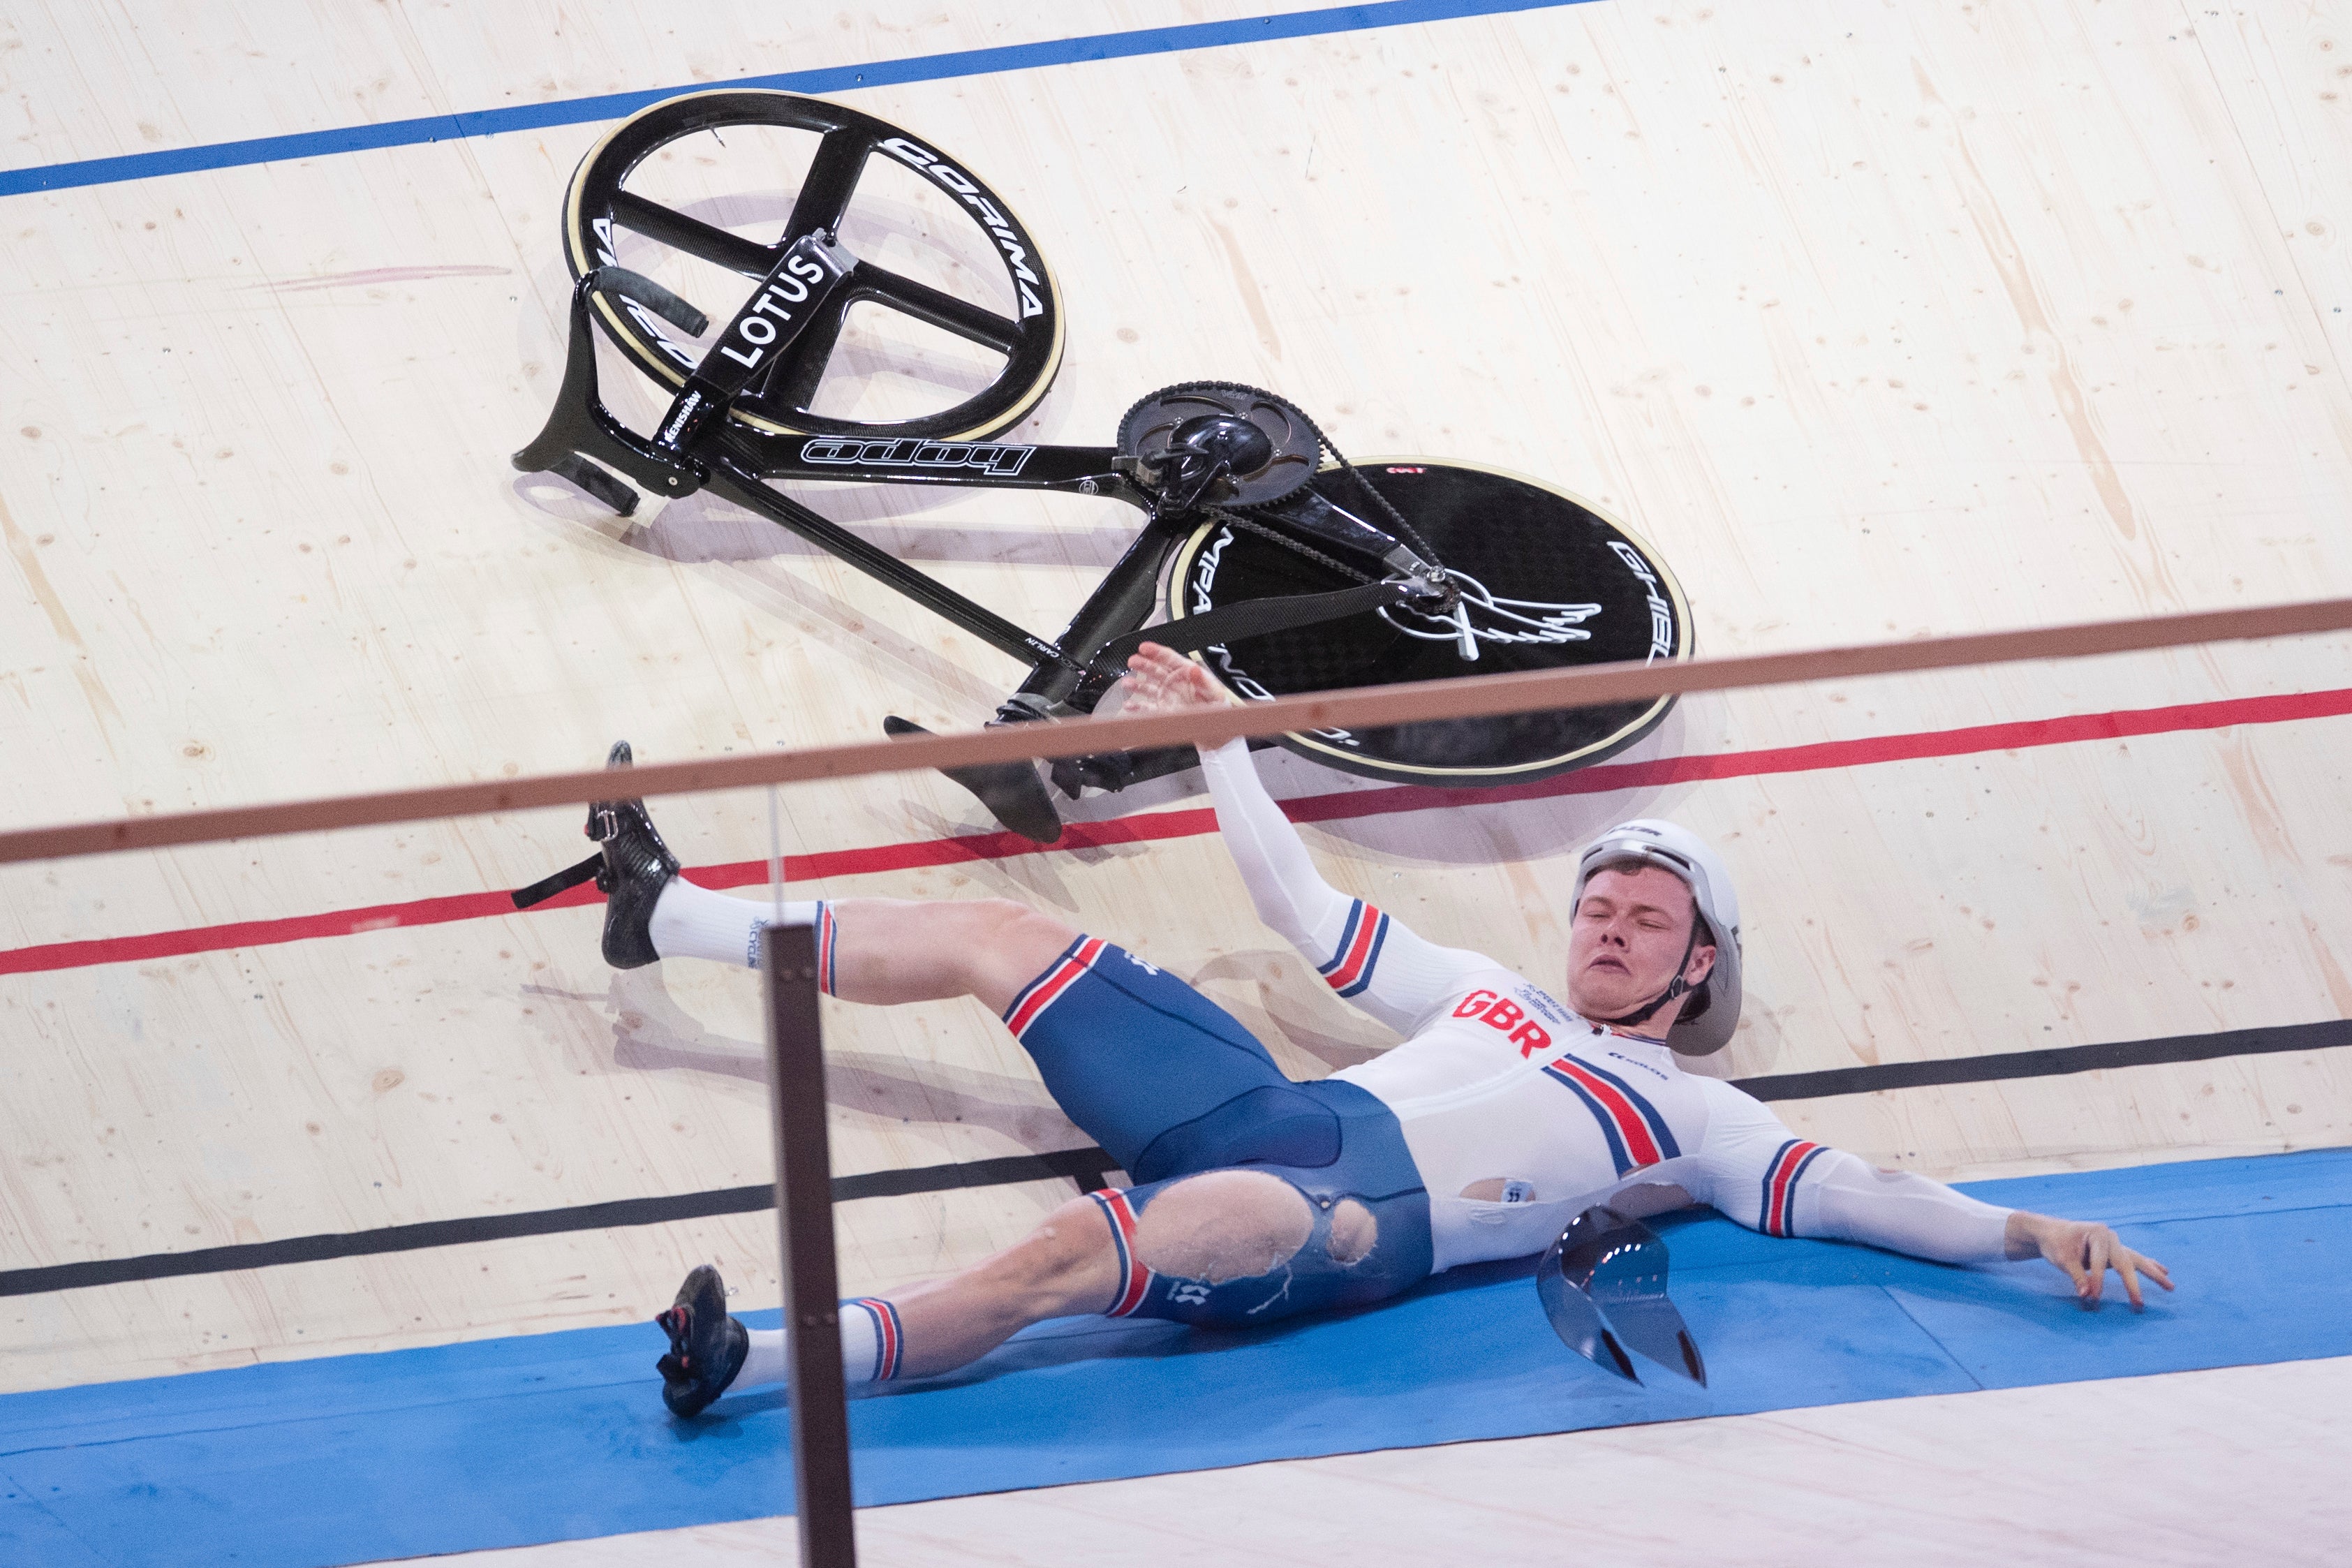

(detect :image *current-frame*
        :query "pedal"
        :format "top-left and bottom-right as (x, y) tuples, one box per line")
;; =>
(885, 716), (1063, 844)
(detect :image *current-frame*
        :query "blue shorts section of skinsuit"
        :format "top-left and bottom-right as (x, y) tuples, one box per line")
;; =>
(1000, 936), (1432, 1329)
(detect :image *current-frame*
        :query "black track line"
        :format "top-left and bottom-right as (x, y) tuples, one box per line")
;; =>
(6, 1020), (2344, 1298)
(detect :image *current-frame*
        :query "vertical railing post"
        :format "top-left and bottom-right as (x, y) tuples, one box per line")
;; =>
(762, 921), (856, 1568)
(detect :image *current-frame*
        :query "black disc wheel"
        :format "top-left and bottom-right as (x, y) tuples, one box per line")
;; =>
(561, 89), (1064, 441)
(1164, 461), (1692, 785)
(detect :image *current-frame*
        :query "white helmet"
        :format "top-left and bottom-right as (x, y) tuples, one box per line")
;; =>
(1569, 819), (1743, 1055)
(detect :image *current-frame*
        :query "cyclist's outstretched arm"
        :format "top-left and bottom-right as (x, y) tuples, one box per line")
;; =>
(1685, 1079), (2173, 1307)
(1685, 1079), (2013, 1260)
(1125, 644), (1488, 1035)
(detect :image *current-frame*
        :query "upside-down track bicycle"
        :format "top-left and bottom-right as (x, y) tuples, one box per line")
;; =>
(510, 89), (1692, 848)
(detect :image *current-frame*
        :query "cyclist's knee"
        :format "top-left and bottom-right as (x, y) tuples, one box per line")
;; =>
(993, 1194), (1123, 1306)
(1326, 1197), (1377, 1265)
(1133, 1169), (1318, 1282)
(956, 899), (1079, 1007)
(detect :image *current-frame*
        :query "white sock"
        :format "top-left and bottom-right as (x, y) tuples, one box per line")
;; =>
(647, 878), (823, 971)
(738, 1296), (900, 1391)
(740, 1328), (790, 1387)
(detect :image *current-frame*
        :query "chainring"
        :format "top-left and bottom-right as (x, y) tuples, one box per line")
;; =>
(1115, 382), (1322, 510)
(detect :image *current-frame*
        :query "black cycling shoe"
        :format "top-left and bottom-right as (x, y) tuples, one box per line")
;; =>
(654, 1263), (750, 1418)
(588, 740), (681, 970)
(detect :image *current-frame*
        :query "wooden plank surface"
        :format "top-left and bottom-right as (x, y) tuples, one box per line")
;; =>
(380, 1354), (2352, 1568)
(2, 0), (2349, 1411)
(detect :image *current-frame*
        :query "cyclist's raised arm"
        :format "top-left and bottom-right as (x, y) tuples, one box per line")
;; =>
(1196, 737), (1490, 1035)
(1123, 644), (1487, 1034)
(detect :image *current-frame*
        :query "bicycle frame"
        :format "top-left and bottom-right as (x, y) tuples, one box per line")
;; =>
(716, 431), (1173, 716)
(515, 269), (1415, 760)
(717, 433), (1186, 727)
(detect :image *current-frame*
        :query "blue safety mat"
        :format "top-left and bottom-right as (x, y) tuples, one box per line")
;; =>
(5, 1149), (2349, 1567)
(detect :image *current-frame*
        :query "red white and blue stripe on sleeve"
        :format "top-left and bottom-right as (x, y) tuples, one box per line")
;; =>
(1090, 1188), (1155, 1317)
(846, 1296), (903, 1382)
(814, 902), (839, 996)
(1317, 900), (1392, 998)
(1759, 1139), (1831, 1236)
(1541, 1056), (1682, 1176)
(1000, 936), (1109, 1041)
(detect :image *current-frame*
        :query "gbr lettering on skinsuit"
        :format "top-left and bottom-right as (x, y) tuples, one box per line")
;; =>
(1452, 989), (1553, 1058)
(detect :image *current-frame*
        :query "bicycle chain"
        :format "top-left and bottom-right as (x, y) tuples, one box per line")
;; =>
(1086, 382), (1456, 683)
(1294, 427), (1451, 582)
(1211, 508), (1375, 584)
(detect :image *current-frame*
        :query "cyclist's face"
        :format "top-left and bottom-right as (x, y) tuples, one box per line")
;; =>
(1567, 866), (1715, 1023)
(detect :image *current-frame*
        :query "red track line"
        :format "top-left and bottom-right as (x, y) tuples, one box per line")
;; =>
(6, 686), (2349, 979)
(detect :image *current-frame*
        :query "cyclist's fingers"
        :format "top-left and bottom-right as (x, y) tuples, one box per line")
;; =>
(2116, 1251), (2146, 1310)
(2114, 1246), (2172, 1294)
(2050, 1236), (2092, 1299)
(1123, 644), (1181, 695)
(1125, 642), (1181, 677)
(2082, 1231), (2115, 1304)
(1127, 644), (1222, 707)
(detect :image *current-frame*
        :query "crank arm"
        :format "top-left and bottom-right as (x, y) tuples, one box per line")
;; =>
(1047, 744), (1198, 798)
(1250, 486), (1442, 582)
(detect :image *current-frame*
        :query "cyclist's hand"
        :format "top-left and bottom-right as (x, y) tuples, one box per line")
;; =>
(2004, 1211), (2175, 1310)
(1122, 643), (1227, 715)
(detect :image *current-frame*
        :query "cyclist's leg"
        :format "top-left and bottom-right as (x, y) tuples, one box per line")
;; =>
(709, 1150), (1356, 1396)
(644, 876), (1079, 1007)
(656, 874), (1331, 1180)
(1085, 1079), (1434, 1330)
(1001, 937), (1344, 1184)
(822, 898), (1081, 1012)
(875, 1168), (1326, 1378)
(685, 967), (1430, 1398)
(778, 1081), (1426, 1391)
(879, 1109), (1433, 1375)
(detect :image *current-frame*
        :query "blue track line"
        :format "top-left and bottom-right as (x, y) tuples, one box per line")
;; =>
(0, 1), (1596, 200)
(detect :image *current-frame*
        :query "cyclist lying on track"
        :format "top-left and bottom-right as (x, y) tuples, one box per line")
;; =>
(584, 644), (2172, 1414)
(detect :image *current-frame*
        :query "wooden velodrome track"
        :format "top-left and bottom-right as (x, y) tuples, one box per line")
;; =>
(4, 1), (2350, 1561)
